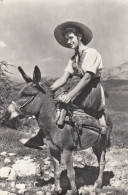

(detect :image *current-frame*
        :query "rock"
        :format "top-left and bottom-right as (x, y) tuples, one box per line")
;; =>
(46, 192), (52, 195)
(50, 184), (55, 191)
(0, 182), (6, 188)
(12, 158), (40, 177)
(41, 185), (53, 193)
(4, 158), (11, 164)
(16, 184), (26, 195)
(0, 151), (7, 156)
(80, 190), (90, 195)
(44, 175), (50, 181)
(106, 192), (113, 195)
(49, 172), (54, 178)
(0, 191), (9, 195)
(110, 180), (122, 188)
(17, 189), (25, 195)
(7, 169), (17, 181)
(79, 185), (96, 195)
(19, 138), (29, 144)
(76, 156), (83, 162)
(36, 191), (45, 195)
(16, 183), (26, 190)
(8, 153), (16, 157)
(0, 167), (17, 181)
(65, 190), (74, 195)
(23, 156), (31, 160)
(10, 181), (16, 188)
(10, 188), (16, 193)
(26, 183), (32, 191)
(44, 160), (50, 165)
(0, 167), (11, 179)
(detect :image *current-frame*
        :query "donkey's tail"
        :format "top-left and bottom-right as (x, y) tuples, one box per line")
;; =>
(106, 113), (113, 148)
(107, 133), (111, 148)
(104, 89), (109, 98)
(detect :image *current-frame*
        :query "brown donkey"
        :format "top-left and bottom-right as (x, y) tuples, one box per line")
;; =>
(5, 66), (112, 195)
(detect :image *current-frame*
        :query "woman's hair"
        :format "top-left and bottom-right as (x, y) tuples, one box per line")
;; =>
(62, 27), (82, 38)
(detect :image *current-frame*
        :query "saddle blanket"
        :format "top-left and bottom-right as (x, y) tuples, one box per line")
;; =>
(66, 109), (101, 131)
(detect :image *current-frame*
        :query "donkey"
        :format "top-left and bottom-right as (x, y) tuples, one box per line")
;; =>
(5, 66), (112, 195)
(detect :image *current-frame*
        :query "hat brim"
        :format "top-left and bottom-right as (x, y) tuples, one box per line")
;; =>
(54, 21), (93, 48)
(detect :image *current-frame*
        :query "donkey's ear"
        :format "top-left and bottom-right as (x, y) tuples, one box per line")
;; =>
(18, 66), (32, 83)
(33, 66), (41, 83)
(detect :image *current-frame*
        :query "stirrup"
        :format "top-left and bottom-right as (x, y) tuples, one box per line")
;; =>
(56, 109), (67, 126)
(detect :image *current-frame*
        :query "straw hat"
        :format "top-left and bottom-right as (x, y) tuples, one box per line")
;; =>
(54, 21), (93, 48)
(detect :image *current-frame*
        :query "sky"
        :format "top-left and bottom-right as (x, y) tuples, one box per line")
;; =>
(0, 0), (128, 81)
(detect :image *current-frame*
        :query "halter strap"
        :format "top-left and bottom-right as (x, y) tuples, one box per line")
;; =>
(19, 95), (37, 109)
(11, 93), (38, 116)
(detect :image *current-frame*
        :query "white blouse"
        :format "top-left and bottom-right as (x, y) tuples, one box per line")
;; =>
(65, 47), (103, 78)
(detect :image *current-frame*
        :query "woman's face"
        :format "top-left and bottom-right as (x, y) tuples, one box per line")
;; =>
(65, 32), (80, 49)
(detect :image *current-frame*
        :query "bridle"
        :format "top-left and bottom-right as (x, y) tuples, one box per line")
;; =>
(0, 94), (38, 125)
(19, 94), (37, 110)
(11, 92), (39, 116)
(11, 81), (48, 115)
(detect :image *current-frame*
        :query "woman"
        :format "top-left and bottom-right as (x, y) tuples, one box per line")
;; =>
(50, 21), (106, 134)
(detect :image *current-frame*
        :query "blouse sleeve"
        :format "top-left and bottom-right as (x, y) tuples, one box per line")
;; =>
(82, 48), (101, 75)
(64, 59), (74, 75)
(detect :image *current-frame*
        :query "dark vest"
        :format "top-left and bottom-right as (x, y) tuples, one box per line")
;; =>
(70, 50), (102, 116)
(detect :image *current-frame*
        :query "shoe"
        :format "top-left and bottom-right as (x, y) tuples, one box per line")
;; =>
(101, 126), (107, 134)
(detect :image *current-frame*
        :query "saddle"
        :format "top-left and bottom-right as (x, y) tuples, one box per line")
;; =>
(55, 105), (102, 149)
(55, 103), (101, 133)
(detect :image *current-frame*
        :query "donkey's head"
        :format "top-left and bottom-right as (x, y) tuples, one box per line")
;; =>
(6, 66), (46, 120)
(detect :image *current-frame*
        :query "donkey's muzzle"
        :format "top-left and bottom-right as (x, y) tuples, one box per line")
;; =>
(5, 102), (22, 120)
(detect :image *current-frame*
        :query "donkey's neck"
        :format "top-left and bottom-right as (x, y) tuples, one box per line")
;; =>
(37, 90), (56, 131)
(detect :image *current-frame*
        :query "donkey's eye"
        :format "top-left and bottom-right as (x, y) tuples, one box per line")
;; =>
(32, 83), (37, 87)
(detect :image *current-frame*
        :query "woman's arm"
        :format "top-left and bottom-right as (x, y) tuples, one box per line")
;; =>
(69, 72), (92, 97)
(60, 72), (92, 103)
(50, 71), (71, 92)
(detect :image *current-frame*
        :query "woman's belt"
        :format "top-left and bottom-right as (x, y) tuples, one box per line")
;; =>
(91, 77), (100, 84)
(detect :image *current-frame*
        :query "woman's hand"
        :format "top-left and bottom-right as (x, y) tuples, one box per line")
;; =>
(58, 93), (72, 104)
(49, 85), (56, 92)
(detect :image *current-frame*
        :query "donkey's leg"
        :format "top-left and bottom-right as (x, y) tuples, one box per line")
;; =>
(63, 150), (78, 195)
(92, 135), (107, 189)
(94, 148), (106, 189)
(52, 156), (62, 194)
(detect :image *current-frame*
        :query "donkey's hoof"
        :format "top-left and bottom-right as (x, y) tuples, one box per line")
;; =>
(54, 188), (62, 195)
(54, 191), (61, 195)
(54, 192), (60, 195)
(94, 179), (102, 189)
(66, 190), (78, 195)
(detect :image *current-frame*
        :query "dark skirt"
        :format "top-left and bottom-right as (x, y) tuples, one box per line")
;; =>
(72, 77), (103, 116)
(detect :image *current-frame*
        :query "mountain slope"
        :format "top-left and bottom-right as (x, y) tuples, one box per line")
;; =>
(102, 62), (128, 80)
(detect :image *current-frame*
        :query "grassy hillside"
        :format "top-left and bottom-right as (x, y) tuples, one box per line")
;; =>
(101, 79), (128, 91)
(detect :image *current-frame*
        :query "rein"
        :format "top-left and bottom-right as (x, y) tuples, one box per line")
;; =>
(12, 83), (53, 116)
(19, 95), (37, 109)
